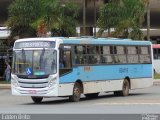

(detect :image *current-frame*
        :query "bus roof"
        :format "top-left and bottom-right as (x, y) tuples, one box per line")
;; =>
(15, 37), (58, 42)
(15, 37), (151, 46)
(62, 37), (151, 46)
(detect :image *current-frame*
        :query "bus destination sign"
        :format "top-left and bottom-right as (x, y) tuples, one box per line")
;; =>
(14, 41), (55, 49)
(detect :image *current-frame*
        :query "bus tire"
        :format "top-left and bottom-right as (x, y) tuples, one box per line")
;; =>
(85, 93), (99, 98)
(69, 82), (82, 102)
(120, 79), (130, 96)
(31, 96), (43, 103)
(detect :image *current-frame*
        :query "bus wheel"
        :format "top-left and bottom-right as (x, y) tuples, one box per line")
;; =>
(69, 83), (82, 102)
(31, 96), (43, 103)
(85, 93), (99, 98)
(121, 79), (130, 96)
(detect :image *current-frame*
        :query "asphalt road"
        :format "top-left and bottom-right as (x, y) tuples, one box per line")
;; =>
(0, 85), (160, 114)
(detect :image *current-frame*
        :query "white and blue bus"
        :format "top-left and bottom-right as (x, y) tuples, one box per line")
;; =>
(11, 37), (153, 103)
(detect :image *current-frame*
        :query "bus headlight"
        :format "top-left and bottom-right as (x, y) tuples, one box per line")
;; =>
(11, 76), (19, 87)
(48, 77), (57, 88)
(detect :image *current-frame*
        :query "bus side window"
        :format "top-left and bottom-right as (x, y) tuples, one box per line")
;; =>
(59, 49), (64, 68)
(64, 51), (71, 68)
(158, 49), (160, 59)
(59, 49), (72, 76)
(153, 49), (157, 59)
(74, 46), (86, 64)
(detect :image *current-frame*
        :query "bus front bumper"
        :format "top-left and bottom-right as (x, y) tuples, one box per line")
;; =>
(11, 85), (58, 97)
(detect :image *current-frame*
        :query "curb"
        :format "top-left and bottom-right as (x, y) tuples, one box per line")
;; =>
(0, 84), (11, 89)
(0, 80), (160, 89)
(153, 80), (160, 86)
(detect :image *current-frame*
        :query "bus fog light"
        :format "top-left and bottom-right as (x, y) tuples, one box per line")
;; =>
(48, 78), (56, 87)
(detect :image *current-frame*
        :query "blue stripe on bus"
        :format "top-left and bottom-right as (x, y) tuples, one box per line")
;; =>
(62, 38), (151, 46)
(59, 64), (152, 83)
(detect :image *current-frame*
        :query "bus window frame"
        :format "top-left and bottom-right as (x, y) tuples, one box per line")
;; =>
(59, 45), (73, 76)
(72, 44), (152, 66)
(138, 45), (152, 64)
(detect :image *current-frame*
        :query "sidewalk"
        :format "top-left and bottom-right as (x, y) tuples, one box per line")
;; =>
(153, 79), (160, 86)
(0, 80), (160, 89)
(0, 84), (11, 89)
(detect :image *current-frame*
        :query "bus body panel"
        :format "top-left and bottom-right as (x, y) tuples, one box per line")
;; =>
(130, 78), (153, 89)
(58, 83), (74, 96)
(59, 64), (152, 83)
(58, 64), (152, 95)
(58, 80), (124, 96)
(58, 77), (153, 96)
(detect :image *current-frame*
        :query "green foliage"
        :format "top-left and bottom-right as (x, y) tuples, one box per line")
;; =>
(154, 73), (160, 79)
(39, 0), (79, 36)
(97, 0), (146, 40)
(7, 0), (79, 40)
(97, 2), (120, 29)
(7, 0), (41, 39)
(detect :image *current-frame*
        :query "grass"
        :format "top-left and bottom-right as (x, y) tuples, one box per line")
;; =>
(154, 73), (160, 79)
(0, 79), (10, 84)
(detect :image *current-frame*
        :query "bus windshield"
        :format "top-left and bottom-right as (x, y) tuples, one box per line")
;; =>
(12, 49), (57, 76)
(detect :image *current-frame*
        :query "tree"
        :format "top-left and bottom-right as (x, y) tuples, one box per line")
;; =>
(7, 0), (42, 40)
(97, 0), (147, 40)
(97, 2), (121, 36)
(7, 0), (79, 41)
(37, 0), (79, 37)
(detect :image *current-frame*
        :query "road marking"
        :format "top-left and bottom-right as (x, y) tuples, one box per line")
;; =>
(97, 102), (160, 105)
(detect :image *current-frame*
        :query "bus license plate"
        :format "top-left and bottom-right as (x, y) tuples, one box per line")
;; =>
(28, 90), (37, 94)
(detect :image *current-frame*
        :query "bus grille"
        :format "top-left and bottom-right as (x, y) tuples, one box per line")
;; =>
(18, 81), (48, 88)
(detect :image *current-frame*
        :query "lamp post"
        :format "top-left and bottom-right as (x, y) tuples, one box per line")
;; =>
(147, 1), (150, 40)
(83, 0), (86, 35)
(94, 0), (96, 37)
(61, 4), (66, 16)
